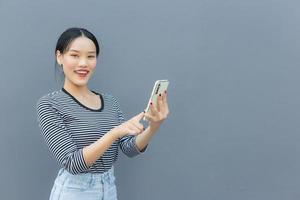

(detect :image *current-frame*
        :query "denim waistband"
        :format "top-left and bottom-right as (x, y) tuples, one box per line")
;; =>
(57, 166), (115, 184)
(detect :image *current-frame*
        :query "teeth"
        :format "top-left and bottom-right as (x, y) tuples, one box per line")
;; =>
(76, 71), (88, 75)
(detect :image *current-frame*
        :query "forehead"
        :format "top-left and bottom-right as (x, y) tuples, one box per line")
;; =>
(67, 36), (96, 52)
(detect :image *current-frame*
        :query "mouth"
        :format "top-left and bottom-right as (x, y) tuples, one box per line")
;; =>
(74, 69), (90, 78)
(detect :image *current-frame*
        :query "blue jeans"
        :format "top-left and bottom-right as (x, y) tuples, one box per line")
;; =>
(49, 167), (117, 200)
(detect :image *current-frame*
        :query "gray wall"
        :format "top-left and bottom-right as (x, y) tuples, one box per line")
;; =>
(1, 0), (300, 199)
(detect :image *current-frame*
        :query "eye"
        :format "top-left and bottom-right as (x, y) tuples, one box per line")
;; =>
(88, 55), (96, 58)
(71, 54), (79, 58)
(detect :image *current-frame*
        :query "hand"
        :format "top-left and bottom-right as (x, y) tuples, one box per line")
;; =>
(111, 112), (145, 138)
(144, 90), (170, 128)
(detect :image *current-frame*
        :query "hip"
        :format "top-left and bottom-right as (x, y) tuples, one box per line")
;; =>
(49, 166), (117, 200)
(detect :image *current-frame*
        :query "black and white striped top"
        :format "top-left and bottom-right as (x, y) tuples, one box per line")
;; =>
(36, 88), (146, 174)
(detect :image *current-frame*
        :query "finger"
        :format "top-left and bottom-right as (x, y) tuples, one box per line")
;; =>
(130, 120), (144, 132)
(133, 112), (145, 122)
(149, 101), (159, 116)
(157, 94), (163, 112)
(132, 121), (144, 132)
(125, 127), (139, 135)
(160, 93), (167, 113)
(163, 90), (168, 105)
(127, 131), (139, 136)
(128, 124), (142, 134)
(144, 112), (156, 122)
(162, 91), (169, 113)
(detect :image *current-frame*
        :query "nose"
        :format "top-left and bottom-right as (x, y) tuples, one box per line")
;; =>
(78, 58), (88, 67)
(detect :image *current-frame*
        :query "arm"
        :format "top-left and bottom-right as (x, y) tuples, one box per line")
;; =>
(82, 131), (119, 167)
(134, 124), (160, 151)
(112, 96), (147, 157)
(135, 91), (170, 151)
(37, 97), (90, 174)
(83, 90), (170, 161)
(37, 96), (120, 174)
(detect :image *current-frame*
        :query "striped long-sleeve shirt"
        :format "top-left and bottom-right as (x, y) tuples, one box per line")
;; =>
(36, 88), (146, 174)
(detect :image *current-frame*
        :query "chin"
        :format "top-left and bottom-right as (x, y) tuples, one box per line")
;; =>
(76, 81), (89, 87)
(71, 79), (89, 87)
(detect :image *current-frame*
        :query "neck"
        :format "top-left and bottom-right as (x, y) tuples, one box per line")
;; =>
(63, 81), (91, 98)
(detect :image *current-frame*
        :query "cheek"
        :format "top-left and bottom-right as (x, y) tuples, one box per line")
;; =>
(90, 60), (97, 70)
(64, 57), (77, 67)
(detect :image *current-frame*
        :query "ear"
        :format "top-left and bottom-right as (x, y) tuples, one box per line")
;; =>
(56, 50), (63, 65)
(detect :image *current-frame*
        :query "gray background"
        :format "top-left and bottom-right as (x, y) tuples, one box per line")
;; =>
(0, 0), (300, 199)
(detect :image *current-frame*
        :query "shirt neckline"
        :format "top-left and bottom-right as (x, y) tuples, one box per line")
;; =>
(61, 87), (104, 112)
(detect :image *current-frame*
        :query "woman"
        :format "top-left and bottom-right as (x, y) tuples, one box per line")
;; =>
(36, 27), (169, 200)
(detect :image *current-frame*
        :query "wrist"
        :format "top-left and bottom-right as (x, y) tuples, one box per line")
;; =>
(109, 128), (122, 140)
(149, 122), (161, 130)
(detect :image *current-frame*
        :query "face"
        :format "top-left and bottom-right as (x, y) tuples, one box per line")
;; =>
(57, 36), (97, 88)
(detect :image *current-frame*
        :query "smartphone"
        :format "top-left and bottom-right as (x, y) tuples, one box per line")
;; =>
(143, 80), (169, 121)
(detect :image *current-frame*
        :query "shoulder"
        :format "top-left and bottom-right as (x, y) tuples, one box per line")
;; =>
(101, 93), (117, 101)
(99, 92), (122, 108)
(36, 90), (64, 110)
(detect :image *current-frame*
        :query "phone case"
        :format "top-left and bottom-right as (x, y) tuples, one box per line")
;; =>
(143, 80), (169, 121)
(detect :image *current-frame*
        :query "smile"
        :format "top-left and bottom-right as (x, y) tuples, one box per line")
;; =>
(74, 70), (89, 77)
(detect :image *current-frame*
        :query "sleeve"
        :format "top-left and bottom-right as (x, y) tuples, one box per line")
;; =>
(36, 96), (90, 174)
(111, 96), (147, 157)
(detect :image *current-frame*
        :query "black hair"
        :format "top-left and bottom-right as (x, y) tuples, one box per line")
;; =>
(54, 27), (100, 82)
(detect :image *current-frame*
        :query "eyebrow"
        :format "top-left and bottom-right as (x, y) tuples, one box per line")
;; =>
(69, 49), (96, 53)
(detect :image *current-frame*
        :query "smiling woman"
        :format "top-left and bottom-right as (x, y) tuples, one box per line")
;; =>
(36, 27), (170, 200)
(56, 28), (98, 88)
